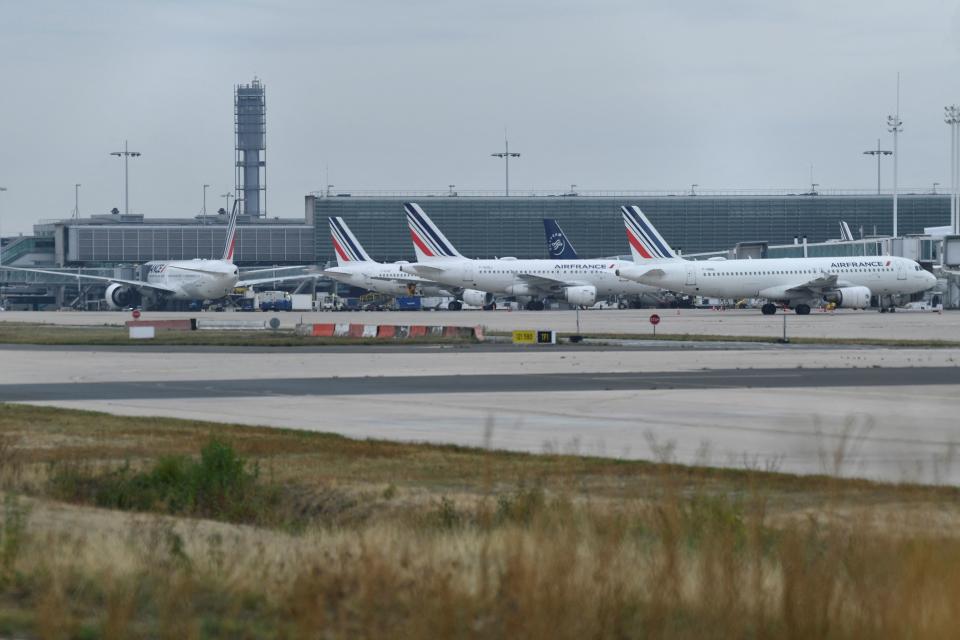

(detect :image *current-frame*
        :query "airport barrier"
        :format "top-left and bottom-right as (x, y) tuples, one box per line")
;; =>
(125, 319), (196, 331)
(196, 319), (269, 331)
(294, 323), (484, 341)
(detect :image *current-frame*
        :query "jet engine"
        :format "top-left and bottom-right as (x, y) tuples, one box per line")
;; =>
(824, 286), (871, 309)
(461, 289), (494, 307)
(105, 283), (140, 310)
(564, 285), (597, 306)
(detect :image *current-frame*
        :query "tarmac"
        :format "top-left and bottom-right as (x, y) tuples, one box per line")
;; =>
(1, 340), (958, 485)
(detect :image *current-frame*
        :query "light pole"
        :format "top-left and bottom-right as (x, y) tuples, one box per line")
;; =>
(202, 184), (210, 224)
(862, 139), (892, 195)
(690, 183), (698, 196)
(932, 182), (940, 195)
(887, 74), (902, 237)
(491, 136), (520, 196)
(221, 192), (233, 214)
(109, 140), (141, 215)
(72, 183), (81, 219)
(946, 105), (960, 234)
(0, 187), (6, 267)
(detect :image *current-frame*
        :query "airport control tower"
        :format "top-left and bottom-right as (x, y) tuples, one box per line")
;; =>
(235, 78), (266, 217)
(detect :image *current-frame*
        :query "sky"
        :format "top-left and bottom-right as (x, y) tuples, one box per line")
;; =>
(1, 0), (959, 234)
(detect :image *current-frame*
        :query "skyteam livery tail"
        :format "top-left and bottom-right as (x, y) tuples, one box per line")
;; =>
(221, 199), (240, 262)
(328, 217), (373, 266)
(621, 205), (678, 262)
(403, 202), (463, 261)
(543, 219), (579, 259)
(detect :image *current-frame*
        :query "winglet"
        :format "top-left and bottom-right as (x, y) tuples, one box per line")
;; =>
(543, 219), (579, 259)
(328, 217), (373, 266)
(620, 205), (677, 262)
(403, 202), (463, 261)
(221, 198), (240, 262)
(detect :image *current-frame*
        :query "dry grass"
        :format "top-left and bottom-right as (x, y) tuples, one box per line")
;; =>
(0, 403), (958, 638)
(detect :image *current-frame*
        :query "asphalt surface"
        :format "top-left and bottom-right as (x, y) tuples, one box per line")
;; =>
(2, 366), (957, 402)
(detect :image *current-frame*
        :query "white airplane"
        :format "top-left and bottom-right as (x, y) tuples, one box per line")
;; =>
(1, 201), (316, 309)
(399, 202), (661, 310)
(323, 216), (491, 310)
(616, 205), (936, 314)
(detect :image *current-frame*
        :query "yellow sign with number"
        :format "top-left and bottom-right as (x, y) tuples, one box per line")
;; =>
(512, 330), (537, 344)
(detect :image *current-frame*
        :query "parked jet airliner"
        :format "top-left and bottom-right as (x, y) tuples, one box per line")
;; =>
(616, 205), (936, 314)
(323, 216), (493, 310)
(399, 203), (661, 310)
(2, 201), (316, 309)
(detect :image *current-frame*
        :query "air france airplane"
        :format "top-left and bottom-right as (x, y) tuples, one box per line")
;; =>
(616, 205), (936, 314)
(399, 202), (660, 310)
(2, 201), (315, 309)
(323, 217), (493, 310)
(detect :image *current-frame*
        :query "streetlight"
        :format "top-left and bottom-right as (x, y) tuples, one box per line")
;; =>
(448, 184), (456, 197)
(109, 140), (141, 216)
(0, 187), (6, 267)
(945, 105), (960, 234)
(862, 139), (892, 195)
(887, 74), (902, 237)
(72, 184), (81, 219)
(491, 135), (521, 196)
(202, 184), (210, 224)
(570, 184), (578, 196)
(221, 192), (233, 214)
(932, 182), (940, 195)
(690, 183), (698, 196)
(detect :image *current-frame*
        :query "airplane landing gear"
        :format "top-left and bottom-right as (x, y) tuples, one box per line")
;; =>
(794, 303), (811, 315)
(524, 300), (546, 311)
(482, 302), (497, 311)
(761, 303), (777, 315)
(448, 300), (463, 311)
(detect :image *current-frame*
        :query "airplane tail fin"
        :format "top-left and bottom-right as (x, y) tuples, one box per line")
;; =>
(839, 221), (854, 242)
(403, 202), (463, 261)
(221, 198), (240, 262)
(329, 217), (373, 266)
(543, 219), (579, 259)
(621, 205), (678, 262)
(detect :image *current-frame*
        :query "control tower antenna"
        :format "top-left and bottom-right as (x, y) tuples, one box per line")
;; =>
(235, 77), (266, 217)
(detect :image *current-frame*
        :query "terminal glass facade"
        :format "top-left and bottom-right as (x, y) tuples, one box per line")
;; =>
(313, 195), (950, 264)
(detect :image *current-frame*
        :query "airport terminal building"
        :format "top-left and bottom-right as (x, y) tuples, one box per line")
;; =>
(309, 192), (950, 263)
(3, 192), (952, 269)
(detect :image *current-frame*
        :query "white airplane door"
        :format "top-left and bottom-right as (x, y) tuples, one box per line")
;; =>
(897, 263), (906, 280)
(685, 263), (696, 286)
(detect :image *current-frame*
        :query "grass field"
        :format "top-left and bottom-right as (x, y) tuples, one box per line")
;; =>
(0, 403), (958, 638)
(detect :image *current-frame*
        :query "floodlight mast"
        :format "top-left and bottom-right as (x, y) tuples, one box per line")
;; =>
(491, 136), (520, 196)
(947, 105), (960, 234)
(109, 140), (141, 216)
(862, 139), (892, 195)
(887, 74), (902, 237)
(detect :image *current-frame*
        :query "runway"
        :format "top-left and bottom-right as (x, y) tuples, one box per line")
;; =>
(2, 342), (959, 485)
(1, 367), (957, 402)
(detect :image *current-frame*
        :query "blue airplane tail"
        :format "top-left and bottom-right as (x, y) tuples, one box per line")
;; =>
(543, 219), (579, 259)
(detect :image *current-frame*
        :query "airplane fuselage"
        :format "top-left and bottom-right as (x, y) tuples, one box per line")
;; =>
(621, 256), (935, 303)
(144, 260), (239, 300)
(325, 263), (450, 297)
(405, 258), (659, 297)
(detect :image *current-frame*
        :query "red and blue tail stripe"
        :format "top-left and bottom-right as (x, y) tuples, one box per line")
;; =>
(403, 203), (461, 258)
(621, 205), (675, 260)
(328, 217), (371, 262)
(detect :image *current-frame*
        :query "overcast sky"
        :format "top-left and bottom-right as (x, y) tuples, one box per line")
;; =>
(1, 0), (959, 233)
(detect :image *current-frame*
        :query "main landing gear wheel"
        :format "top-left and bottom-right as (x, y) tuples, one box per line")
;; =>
(761, 303), (777, 315)
(448, 300), (463, 311)
(482, 303), (497, 311)
(794, 304), (811, 315)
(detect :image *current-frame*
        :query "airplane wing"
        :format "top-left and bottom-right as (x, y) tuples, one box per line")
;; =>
(515, 272), (580, 292)
(403, 264), (448, 277)
(0, 266), (178, 293)
(783, 273), (839, 294)
(240, 266), (310, 277)
(237, 273), (321, 287)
